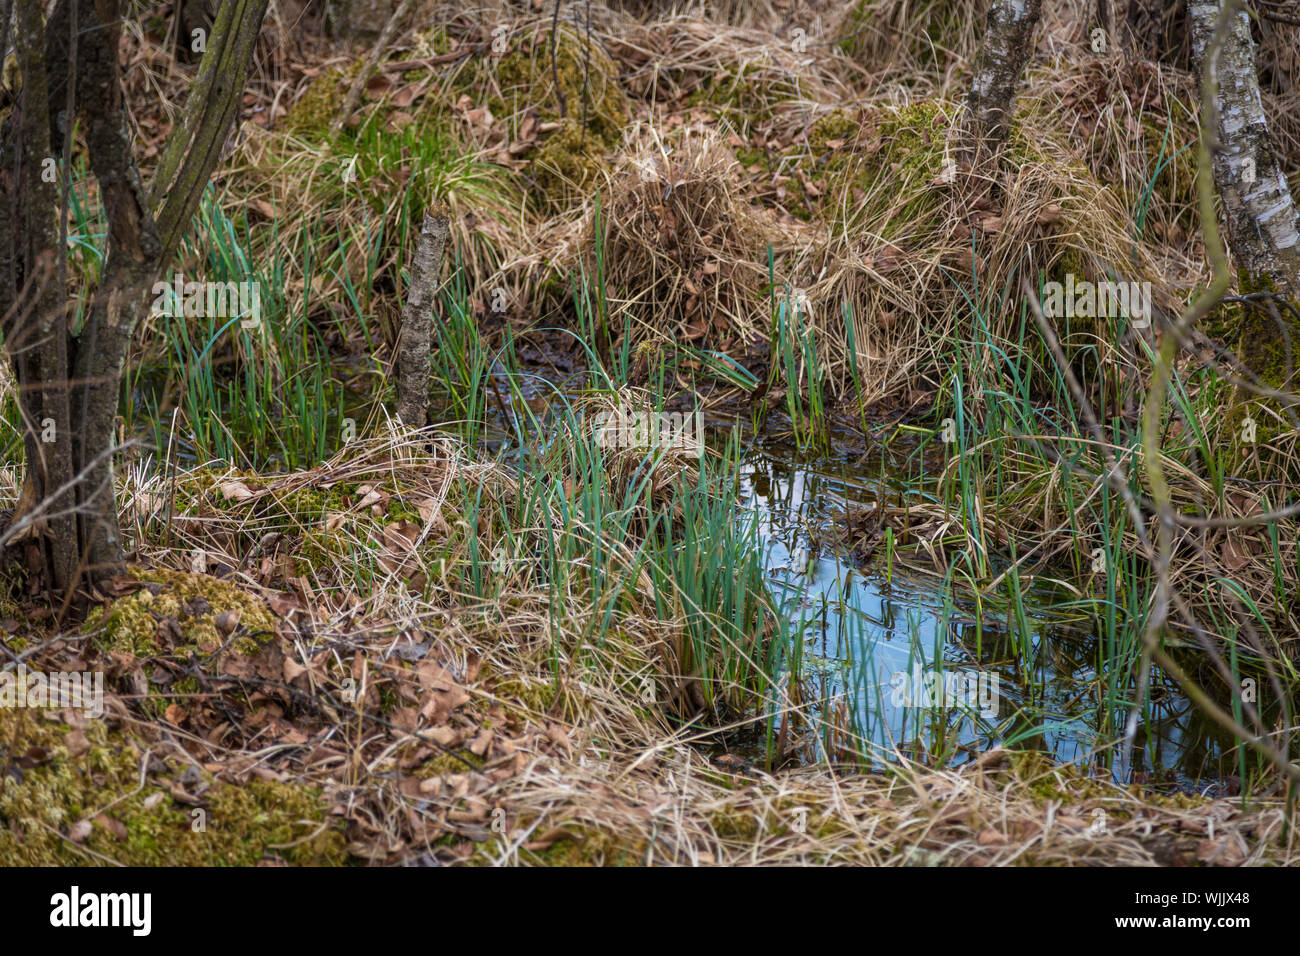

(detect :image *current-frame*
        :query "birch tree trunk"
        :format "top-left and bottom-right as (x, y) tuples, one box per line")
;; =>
(964, 0), (1044, 160)
(1189, 0), (1300, 390)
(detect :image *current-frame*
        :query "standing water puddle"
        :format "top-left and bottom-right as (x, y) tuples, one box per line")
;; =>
(477, 363), (1233, 787)
(736, 439), (1232, 786)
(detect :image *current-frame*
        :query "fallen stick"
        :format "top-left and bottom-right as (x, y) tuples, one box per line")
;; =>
(379, 46), (485, 73)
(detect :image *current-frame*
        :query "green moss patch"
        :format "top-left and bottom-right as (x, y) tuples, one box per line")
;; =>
(442, 25), (629, 207)
(816, 99), (948, 236)
(0, 708), (346, 865)
(86, 568), (277, 658)
(282, 66), (354, 137)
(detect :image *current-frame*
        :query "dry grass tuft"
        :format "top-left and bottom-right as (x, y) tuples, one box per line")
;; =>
(833, 0), (986, 92)
(572, 386), (704, 507)
(797, 92), (1175, 406)
(596, 123), (788, 349)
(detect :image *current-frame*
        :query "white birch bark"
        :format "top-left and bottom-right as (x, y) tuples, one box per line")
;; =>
(1189, 0), (1300, 295)
(965, 0), (1044, 155)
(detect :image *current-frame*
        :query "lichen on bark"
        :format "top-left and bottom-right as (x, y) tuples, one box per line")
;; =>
(1188, 0), (1300, 412)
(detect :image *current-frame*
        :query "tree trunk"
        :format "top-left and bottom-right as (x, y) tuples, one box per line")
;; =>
(2, 0), (79, 596)
(1189, 0), (1300, 391)
(0, 0), (271, 617)
(394, 209), (450, 429)
(325, 0), (403, 43)
(964, 0), (1044, 160)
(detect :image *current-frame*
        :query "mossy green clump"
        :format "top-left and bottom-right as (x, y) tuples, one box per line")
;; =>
(492, 678), (556, 715)
(85, 568), (277, 658)
(412, 750), (485, 778)
(733, 143), (813, 221)
(293, 493), (431, 578)
(283, 67), (352, 136)
(493, 29), (627, 145)
(708, 807), (763, 840)
(736, 106), (883, 222)
(807, 110), (861, 156)
(1234, 273), (1300, 392)
(1009, 751), (1211, 811)
(177, 473), (382, 529)
(1043, 244), (1090, 291)
(873, 100), (949, 174)
(446, 26), (628, 206)
(171, 468), (265, 518)
(532, 118), (614, 200)
(0, 708), (347, 865)
(820, 99), (949, 236)
(1012, 751), (1117, 804)
(174, 472), (436, 579)
(1221, 272), (1300, 446)
(707, 794), (829, 843)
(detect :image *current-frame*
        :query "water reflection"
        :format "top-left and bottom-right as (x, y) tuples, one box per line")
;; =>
(737, 441), (1238, 787)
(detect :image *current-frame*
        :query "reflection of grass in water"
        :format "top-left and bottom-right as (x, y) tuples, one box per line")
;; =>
(725, 429), (1150, 773)
(771, 502), (1239, 779)
(883, 246), (1300, 788)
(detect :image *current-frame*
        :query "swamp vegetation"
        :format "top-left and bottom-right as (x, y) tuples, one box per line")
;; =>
(1, 0), (1300, 866)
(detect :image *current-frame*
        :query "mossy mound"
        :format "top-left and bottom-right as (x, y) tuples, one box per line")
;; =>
(491, 678), (557, 716)
(262, 39), (520, 300)
(0, 708), (346, 865)
(412, 750), (485, 779)
(172, 470), (429, 576)
(493, 28), (627, 145)
(447, 24), (629, 207)
(86, 568), (277, 658)
(1219, 272), (1300, 449)
(811, 100), (950, 238)
(1232, 274), (1300, 395)
(531, 117), (615, 204)
(282, 66), (354, 136)
(1009, 750), (1210, 812)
